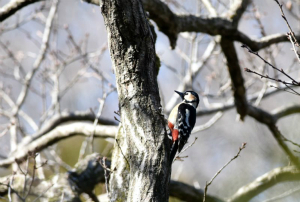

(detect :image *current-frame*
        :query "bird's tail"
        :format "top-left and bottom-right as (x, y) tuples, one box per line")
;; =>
(170, 140), (178, 165)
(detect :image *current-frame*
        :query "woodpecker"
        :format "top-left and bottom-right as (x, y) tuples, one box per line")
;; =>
(168, 90), (199, 164)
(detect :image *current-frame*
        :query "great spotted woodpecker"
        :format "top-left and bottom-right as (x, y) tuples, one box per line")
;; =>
(168, 90), (199, 163)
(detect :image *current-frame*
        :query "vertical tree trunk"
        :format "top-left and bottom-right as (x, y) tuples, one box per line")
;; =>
(100, 0), (170, 201)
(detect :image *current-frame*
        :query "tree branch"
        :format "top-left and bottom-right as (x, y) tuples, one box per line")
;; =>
(165, 39), (217, 112)
(15, 110), (116, 150)
(235, 32), (300, 51)
(0, 0), (41, 22)
(273, 104), (300, 121)
(201, 0), (217, 17)
(226, 0), (251, 27)
(248, 105), (300, 166)
(170, 180), (223, 202)
(203, 143), (247, 202)
(228, 166), (300, 202)
(1, 0), (299, 52)
(0, 122), (117, 168)
(12, 0), (58, 116)
(220, 37), (247, 120)
(196, 85), (300, 116)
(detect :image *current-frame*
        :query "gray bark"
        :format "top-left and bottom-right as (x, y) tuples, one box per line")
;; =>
(100, 0), (170, 201)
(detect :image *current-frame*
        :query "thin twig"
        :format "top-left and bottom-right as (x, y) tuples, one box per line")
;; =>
(242, 44), (299, 85)
(12, 0), (58, 115)
(203, 143), (247, 202)
(8, 176), (13, 202)
(287, 33), (300, 64)
(32, 183), (54, 202)
(281, 134), (300, 149)
(244, 67), (295, 86)
(274, 0), (299, 47)
(101, 157), (111, 202)
(49, 150), (72, 171)
(23, 154), (37, 200)
(173, 137), (198, 162)
(269, 85), (300, 96)
(79, 89), (114, 160)
(262, 186), (300, 202)
(22, 156), (30, 197)
(283, 83), (300, 96)
(90, 92), (111, 151)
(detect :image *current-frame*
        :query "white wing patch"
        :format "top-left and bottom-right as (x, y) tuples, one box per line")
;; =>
(185, 109), (190, 127)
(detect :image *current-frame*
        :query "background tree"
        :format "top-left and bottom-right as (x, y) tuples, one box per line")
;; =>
(0, 0), (300, 201)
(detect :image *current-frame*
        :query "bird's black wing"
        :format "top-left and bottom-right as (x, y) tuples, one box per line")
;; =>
(177, 104), (196, 152)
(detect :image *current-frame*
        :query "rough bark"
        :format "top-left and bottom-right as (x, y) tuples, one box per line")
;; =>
(109, 125), (130, 201)
(100, 0), (170, 201)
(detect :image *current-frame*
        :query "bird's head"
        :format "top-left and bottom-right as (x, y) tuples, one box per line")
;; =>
(175, 90), (199, 108)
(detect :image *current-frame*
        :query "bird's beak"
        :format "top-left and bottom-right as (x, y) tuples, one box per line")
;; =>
(175, 90), (185, 100)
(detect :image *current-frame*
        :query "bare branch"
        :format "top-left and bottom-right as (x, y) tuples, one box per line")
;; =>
(236, 31), (300, 51)
(0, 90), (38, 131)
(244, 68), (296, 87)
(1, 0), (298, 52)
(79, 91), (113, 159)
(272, 104), (300, 121)
(173, 137), (198, 163)
(201, 0), (217, 17)
(170, 180), (223, 202)
(242, 44), (300, 86)
(203, 143), (247, 202)
(281, 135), (300, 150)
(228, 166), (300, 202)
(248, 105), (300, 166)
(192, 112), (223, 133)
(13, 0), (58, 115)
(100, 157), (111, 201)
(262, 186), (300, 202)
(0, 0), (41, 22)
(286, 33), (300, 64)
(21, 110), (116, 146)
(274, 0), (299, 47)
(82, 0), (300, 52)
(196, 84), (300, 117)
(0, 122), (117, 167)
(221, 38), (247, 120)
(226, 0), (251, 27)
(165, 39), (217, 112)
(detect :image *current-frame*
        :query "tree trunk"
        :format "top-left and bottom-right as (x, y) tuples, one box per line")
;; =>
(100, 0), (171, 201)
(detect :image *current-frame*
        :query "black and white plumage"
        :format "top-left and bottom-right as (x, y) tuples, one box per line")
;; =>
(177, 103), (196, 152)
(168, 90), (199, 164)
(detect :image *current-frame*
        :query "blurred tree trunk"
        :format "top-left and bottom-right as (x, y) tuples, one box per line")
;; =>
(100, 0), (171, 201)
